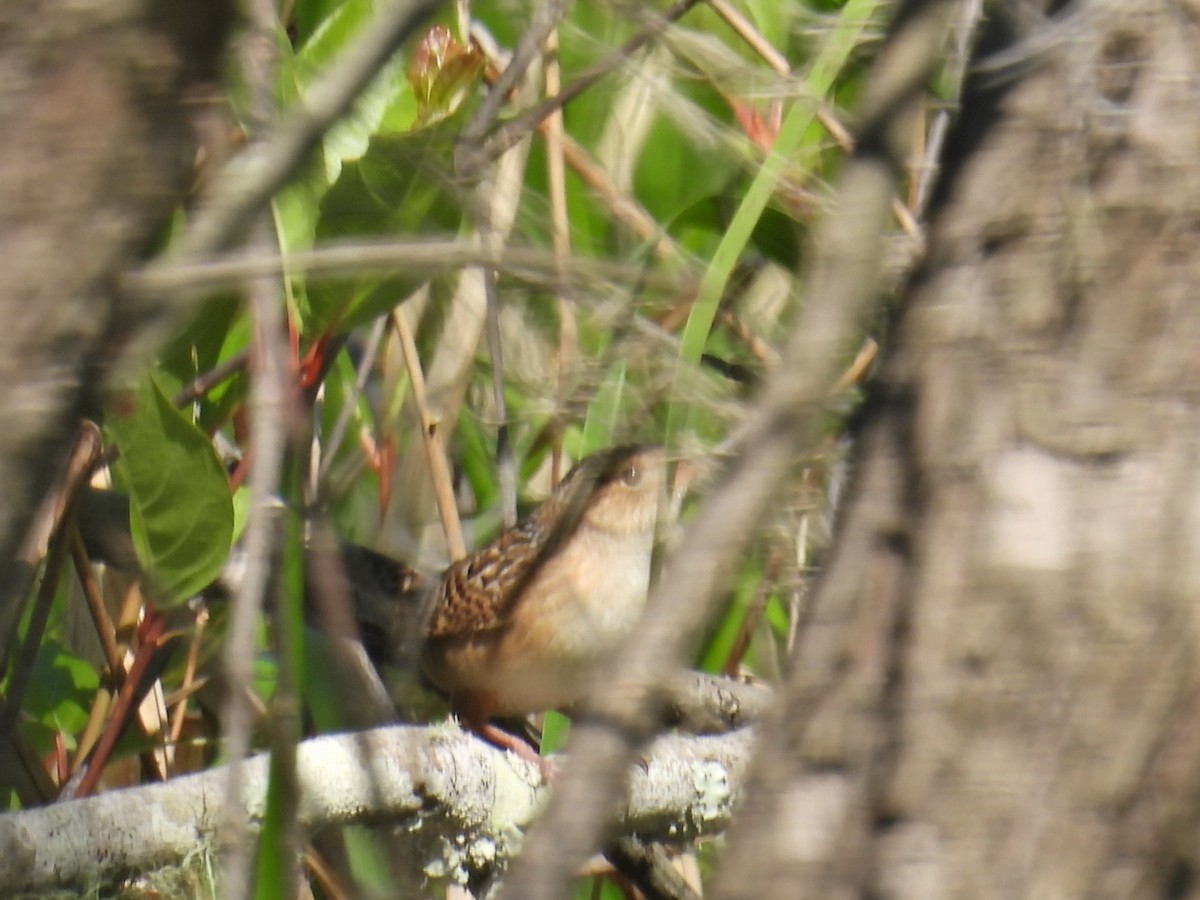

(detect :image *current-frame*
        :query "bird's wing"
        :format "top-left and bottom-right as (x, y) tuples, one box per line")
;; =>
(423, 515), (551, 638)
(421, 450), (619, 639)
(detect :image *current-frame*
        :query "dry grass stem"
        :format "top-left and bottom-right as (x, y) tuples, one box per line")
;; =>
(392, 310), (467, 561)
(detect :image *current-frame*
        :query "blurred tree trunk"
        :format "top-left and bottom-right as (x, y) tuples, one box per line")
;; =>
(0, 0), (231, 804)
(716, 2), (1200, 897)
(0, 0), (231, 620)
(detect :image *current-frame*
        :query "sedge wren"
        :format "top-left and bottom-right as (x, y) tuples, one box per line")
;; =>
(419, 444), (665, 759)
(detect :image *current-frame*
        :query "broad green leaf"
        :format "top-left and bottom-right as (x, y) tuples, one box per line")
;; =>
(633, 100), (738, 227)
(292, 0), (347, 47)
(107, 376), (234, 606)
(321, 62), (411, 186)
(23, 640), (100, 745)
(299, 123), (462, 336)
(296, 0), (373, 74)
(156, 296), (250, 434)
(276, 0), (430, 258)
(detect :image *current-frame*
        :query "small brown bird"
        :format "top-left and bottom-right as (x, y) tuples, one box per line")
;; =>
(421, 444), (665, 760)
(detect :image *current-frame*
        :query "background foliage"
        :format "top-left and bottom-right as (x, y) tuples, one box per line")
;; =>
(0, 0), (944, 895)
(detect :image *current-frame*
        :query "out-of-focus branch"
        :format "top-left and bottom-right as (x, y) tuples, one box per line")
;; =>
(218, 0), (292, 891)
(467, 0), (704, 169)
(455, 0), (570, 178)
(125, 237), (689, 299)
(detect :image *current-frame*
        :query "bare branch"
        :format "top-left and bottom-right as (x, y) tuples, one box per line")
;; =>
(125, 238), (692, 299)
(470, 0), (705, 168)
(0, 724), (752, 895)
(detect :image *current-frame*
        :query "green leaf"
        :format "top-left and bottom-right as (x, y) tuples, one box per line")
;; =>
(540, 710), (571, 756)
(156, 295), (250, 434)
(107, 376), (234, 606)
(299, 123), (462, 336)
(253, 748), (291, 900)
(580, 359), (627, 454)
(23, 640), (100, 745)
(292, 0), (349, 47)
(342, 825), (395, 894)
(296, 0), (374, 74)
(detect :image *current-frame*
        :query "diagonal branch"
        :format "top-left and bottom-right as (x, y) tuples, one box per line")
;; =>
(471, 0), (704, 168)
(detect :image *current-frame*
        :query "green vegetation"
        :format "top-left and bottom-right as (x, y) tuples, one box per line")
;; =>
(1, 0), (944, 895)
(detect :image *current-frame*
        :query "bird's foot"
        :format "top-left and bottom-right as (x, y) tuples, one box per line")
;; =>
(473, 721), (557, 782)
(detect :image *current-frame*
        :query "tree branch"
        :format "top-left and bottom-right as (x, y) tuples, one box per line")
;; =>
(0, 724), (752, 894)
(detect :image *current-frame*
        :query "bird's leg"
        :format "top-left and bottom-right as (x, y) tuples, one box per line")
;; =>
(475, 721), (542, 764)
(456, 693), (553, 778)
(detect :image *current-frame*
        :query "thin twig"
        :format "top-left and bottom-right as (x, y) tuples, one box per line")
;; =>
(0, 504), (73, 786)
(304, 846), (352, 900)
(392, 310), (467, 561)
(457, 0), (570, 176)
(219, 0), (296, 887)
(464, 22), (545, 528)
(705, 0), (852, 152)
(485, 277), (518, 528)
(707, 0), (921, 241)
(719, 307), (780, 366)
(172, 349), (250, 408)
(126, 237), (690, 300)
(2, 423), (105, 663)
(912, 0), (985, 219)
(543, 26), (578, 487)
(0, 424), (103, 804)
(68, 526), (124, 688)
(605, 837), (702, 900)
(478, 198), (518, 528)
(473, 34), (682, 264)
(833, 336), (879, 391)
(317, 315), (388, 484)
(71, 612), (167, 800)
(707, 0), (790, 73)
(168, 605), (208, 748)
(476, 0), (704, 167)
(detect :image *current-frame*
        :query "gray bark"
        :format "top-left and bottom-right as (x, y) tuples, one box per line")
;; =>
(0, 0), (232, 620)
(0, 723), (751, 895)
(714, 2), (1200, 898)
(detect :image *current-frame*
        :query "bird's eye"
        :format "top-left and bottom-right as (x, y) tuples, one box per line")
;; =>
(620, 463), (641, 487)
